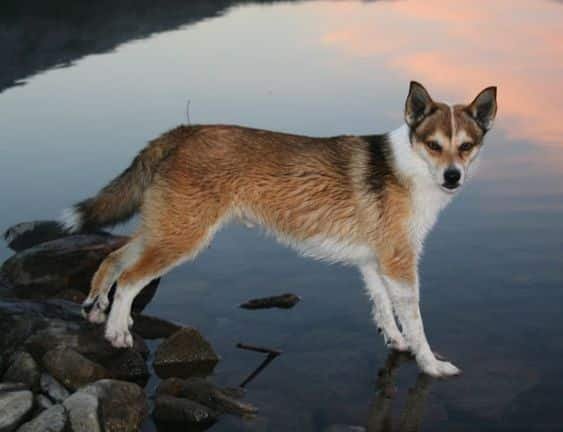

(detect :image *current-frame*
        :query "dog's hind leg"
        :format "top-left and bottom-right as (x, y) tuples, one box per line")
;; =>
(360, 264), (409, 352)
(83, 236), (142, 324)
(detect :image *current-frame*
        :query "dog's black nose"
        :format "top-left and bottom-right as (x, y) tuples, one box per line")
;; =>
(443, 168), (461, 188)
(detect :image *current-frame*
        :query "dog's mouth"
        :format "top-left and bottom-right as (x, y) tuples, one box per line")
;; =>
(440, 183), (460, 193)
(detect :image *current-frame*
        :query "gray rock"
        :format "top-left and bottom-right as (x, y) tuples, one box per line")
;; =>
(42, 348), (109, 391)
(324, 426), (366, 432)
(157, 377), (257, 416)
(79, 379), (148, 432)
(40, 374), (70, 403)
(2, 352), (40, 392)
(0, 390), (33, 432)
(17, 404), (67, 432)
(0, 234), (158, 311)
(63, 392), (101, 432)
(3, 221), (70, 252)
(153, 394), (217, 425)
(153, 328), (219, 379)
(0, 383), (29, 393)
(132, 313), (183, 340)
(34, 394), (53, 412)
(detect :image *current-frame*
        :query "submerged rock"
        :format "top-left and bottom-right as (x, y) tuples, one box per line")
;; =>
(2, 352), (40, 392)
(17, 404), (67, 432)
(0, 390), (33, 432)
(153, 394), (217, 426)
(42, 347), (110, 391)
(0, 234), (158, 312)
(0, 383), (28, 393)
(108, 350), (149, 384)
(79, 380), (148, 432)
(240, 293), (300, 310)
(157, 377), (257, 416)
(153, 328), (219, 379)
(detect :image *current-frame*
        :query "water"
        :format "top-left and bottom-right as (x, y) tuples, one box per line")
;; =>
(1, 1), (563, 430)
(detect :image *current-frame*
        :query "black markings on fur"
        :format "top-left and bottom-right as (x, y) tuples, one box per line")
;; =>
(362, 134), (396, 196)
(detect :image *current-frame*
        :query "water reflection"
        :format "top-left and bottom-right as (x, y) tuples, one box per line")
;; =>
(368, 352), (432, 432)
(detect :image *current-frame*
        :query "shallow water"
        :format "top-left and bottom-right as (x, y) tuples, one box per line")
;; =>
(1, 0), (563, 430)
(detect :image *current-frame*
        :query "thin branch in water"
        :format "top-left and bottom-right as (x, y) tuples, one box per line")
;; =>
(236, 343), (282, 356)
(239, 353), (278, 388)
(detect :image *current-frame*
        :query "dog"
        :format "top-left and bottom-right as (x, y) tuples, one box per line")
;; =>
(61, 81), (497, 377)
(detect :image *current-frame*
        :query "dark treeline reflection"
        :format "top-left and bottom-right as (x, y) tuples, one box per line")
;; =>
(0, 0), (302, 93)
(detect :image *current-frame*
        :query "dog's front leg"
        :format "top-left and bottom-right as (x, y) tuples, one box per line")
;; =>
(359, 264), (408, 352)
(379, 255), (460, 378)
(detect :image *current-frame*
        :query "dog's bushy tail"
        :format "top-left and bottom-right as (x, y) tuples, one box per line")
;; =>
(61, 127), (189, 232)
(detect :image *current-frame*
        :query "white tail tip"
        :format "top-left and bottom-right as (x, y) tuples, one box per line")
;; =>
(60, 207), (82, 233)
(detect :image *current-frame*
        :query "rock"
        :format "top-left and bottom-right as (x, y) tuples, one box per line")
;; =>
(153, 394), (217, 426)
(63, 392), (101, 432)
(240, 293), (300, 310)
(3, 221), (70, 252)
(33, 394), (53, 413)
(17, 404), (67, 432)
(40, 374), (70, 403)
(2, 352), (40, 392)
(324, 426), (366, 432)
(42, 348), (109, 391)
(107, 350), (149, 384)
(0, 390), (33, 432)
(79, 380), (148, 432)
(55, 289), (87, 304)
(132, 313), (183, 340)
(0, 234), (158, 312)
(157, 377), (257, 416)
(0, 383), (29, 393)
(153, 328), (219, 379)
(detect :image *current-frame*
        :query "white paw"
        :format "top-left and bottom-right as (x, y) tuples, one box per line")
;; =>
(105, 324), (134, 348)
(419, 358), (461, 378)
(88, 308), (107, 324)
(82, 294), (110, 324)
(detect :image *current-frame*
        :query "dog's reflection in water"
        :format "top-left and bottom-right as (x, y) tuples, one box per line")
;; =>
(368, 351), (433, 432)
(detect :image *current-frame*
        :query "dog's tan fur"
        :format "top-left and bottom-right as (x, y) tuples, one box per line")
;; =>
(66, 82), (497, 377)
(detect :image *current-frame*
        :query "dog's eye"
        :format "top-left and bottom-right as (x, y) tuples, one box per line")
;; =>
(425, 140), (442, 152)
(459, 142), (474, 152)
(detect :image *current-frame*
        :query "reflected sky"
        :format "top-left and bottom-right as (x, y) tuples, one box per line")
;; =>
(1, 1), (562, 431)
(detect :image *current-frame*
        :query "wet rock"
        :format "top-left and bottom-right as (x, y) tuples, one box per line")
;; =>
(2, 352), (40, 392)
(3, 221), (70, 252)
(153, 328), (219, 379)
(157, 377), (257, 416)
(153, 394), (217, 426)
(17, 404), (67, 432)
(0, 383), (29, 393)
(55, 289), (87, 304)
(42, 347), (109, 391)
(0, 390), (33, 432)
(40, 374), (70, 403)
(0, 234), (158, 312)
(34, 394), (53, 413)
(132, 313), (183, 340)
(107, 350), (149, 384)
(80, 380), (148, 432)
(63, 392), (101, 432)
(240, 293), (300, 310)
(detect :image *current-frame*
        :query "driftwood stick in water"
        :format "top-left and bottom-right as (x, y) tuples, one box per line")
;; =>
(239, 353), (278, 388)
(236, 343), (282, 356)
(239, 293), (300, 310)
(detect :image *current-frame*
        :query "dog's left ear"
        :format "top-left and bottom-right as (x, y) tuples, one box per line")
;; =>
(405, 81), (434, 127)
(467, 86), (497, 131)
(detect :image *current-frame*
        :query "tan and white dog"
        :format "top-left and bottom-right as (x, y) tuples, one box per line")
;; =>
(62, 82), (497, 378)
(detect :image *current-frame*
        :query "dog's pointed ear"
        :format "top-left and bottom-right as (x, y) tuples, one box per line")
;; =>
(405, 81), (434, 127)
(467, 86), (497, 131)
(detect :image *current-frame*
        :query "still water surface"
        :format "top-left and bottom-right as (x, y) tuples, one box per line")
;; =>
(1, 1), (563, 430)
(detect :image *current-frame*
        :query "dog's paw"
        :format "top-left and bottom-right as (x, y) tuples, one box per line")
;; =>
(105, 324), (133, 348)
(82, 295), (109, 324)
(419, 358), (461, 378)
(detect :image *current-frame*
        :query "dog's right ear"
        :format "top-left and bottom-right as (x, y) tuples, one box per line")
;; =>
(405, 81), (434, 127)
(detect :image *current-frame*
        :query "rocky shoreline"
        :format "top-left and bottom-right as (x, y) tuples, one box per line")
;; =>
(0, 221), (260, 431)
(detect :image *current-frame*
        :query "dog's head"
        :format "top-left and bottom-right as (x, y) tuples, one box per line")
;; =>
(404, 81), (497, 193)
